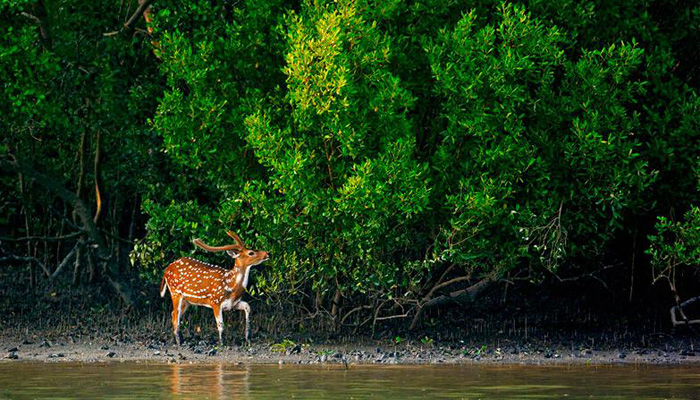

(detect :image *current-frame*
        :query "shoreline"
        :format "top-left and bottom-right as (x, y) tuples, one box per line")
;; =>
(3, 335), (698, 366)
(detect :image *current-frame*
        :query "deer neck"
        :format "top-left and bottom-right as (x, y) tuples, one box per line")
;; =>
(221, 268), (246, 311)
(240, 265), (253, 289)
(225, 263), (253, 290)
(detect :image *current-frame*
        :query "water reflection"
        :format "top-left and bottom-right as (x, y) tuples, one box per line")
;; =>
(1, 362), (700, 399)
(169, 363), (250, 399)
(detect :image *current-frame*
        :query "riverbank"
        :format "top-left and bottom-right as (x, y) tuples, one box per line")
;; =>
(2, 327), (698, 365)
(3, 267), (698, 366)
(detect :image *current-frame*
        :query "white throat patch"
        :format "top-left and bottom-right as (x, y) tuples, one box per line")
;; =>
(242, 267), (253, 288)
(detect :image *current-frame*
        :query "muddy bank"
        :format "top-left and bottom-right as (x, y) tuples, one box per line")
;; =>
(2, 328), (699, 365)
(2, 265), (698, 366)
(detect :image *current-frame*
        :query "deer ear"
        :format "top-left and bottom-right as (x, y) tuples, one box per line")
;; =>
(227, 249), (240, 259)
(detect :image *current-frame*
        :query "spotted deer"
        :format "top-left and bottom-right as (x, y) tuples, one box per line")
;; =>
(160, 231), (269, 345)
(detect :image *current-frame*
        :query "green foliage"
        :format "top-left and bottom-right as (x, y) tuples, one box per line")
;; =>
(0, 1), (163, 285)
(270, 338), (297, 353)
(3, 0), (700, 320)
(426, 4), (649, 276)
(243, 0), (431, 297)
(648, 207), (700, 282)
(138, 0), (696, 311)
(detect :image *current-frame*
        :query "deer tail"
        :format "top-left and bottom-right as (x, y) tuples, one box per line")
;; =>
(159, 276), (168, 297)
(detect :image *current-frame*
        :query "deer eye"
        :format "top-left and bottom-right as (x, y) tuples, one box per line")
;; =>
(248, 251), (254, 256)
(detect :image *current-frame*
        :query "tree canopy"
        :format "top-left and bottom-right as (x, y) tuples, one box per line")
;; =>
(2, 0), (699, 328)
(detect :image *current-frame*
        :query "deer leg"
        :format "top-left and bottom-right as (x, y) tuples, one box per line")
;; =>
(213, 304), (224, 346)
(171, 295), (188, 346)
(170, 295), (181, 345)
(235, 301), (251, 345)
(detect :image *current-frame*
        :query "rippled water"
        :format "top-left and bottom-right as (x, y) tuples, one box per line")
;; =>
(0, 362), (699, 399)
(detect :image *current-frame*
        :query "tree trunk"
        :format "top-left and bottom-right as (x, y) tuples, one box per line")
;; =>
(2, 158), (135, 308)
(72, 241), (83, 285)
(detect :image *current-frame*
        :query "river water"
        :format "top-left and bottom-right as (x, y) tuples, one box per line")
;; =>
(0, 362), (698, 399)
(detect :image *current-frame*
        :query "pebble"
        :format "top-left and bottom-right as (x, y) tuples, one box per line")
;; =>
(107, 352), (116, 358)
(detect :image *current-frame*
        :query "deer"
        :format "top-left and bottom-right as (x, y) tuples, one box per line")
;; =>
(159, 231), (269, 346)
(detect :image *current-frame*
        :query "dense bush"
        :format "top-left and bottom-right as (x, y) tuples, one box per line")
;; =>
(648, 207), (700, 299)
(0, 0), (162, 291)
(2, 0), (699, 326)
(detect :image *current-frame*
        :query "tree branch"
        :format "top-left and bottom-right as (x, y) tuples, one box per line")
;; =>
(0, 254), (51, 278)
(671, 296), (700, 327)
(50, 243), (79, 280)
(425, 274), (471, 299)
(410, 274), (495, 330)
(0, 231), (83, 243)
(21, 0), (50, 48)
(124, 0), (154, 31)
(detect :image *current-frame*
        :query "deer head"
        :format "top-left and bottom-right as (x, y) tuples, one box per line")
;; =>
(193, 230), (269, 268)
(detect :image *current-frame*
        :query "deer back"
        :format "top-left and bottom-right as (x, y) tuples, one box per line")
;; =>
(164, 257), (237, 305)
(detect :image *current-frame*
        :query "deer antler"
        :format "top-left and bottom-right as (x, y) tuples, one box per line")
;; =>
(226, 231), (244, 247)
(192, 238), (241, 252)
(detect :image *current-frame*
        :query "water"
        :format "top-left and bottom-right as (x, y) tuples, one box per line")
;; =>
(0, 362), (699, 399)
